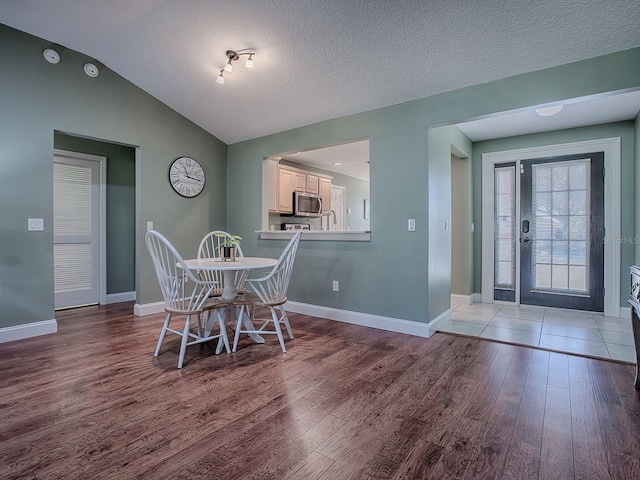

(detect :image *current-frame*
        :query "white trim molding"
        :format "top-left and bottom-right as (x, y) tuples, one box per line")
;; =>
(134, 301), (165, 316)
(620, 306), (632, 319)
(451, 294), (472, 305)
(0, 319), (57, 344)
(105, 291), (136, 304)
(284, 301), (434, 337)
(134, 299), (450, 338)
(481, 137), (621, 318)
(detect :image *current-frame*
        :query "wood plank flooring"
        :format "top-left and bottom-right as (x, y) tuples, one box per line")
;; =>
(1, 302), (640, 479)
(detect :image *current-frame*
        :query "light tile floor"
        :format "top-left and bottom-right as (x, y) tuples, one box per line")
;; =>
(438, 300), (637, 364)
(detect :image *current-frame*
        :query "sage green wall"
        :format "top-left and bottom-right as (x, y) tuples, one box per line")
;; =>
(228, 49), (640, 323)
(472, 121), (636, 307)
(428, 126), (473, 319)
(0, 24), (227, 329)
(53, 133), (135, 294)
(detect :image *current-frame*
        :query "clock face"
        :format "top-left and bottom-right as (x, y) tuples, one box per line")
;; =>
(169, 157), (205, 198)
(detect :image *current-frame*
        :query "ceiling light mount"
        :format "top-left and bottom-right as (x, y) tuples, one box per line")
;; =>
(216, 49), (255, 85)
(43, 44), (64, 64)
(84, 62), (100, 77)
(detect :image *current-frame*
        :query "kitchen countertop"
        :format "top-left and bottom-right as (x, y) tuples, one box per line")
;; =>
(256, 230), (370, 241)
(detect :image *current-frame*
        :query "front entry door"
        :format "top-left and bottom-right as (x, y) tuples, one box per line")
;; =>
(493, 152), (605, 312)
(519, 153), (604, 311)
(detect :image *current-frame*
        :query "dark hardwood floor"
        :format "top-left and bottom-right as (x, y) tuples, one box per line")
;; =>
(1, 302), (640, 479)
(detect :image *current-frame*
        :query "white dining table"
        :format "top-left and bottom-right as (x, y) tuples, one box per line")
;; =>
(182, 256), (277, 346)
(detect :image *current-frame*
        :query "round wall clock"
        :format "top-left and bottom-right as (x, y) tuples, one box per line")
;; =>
(169, 156), (205, 198)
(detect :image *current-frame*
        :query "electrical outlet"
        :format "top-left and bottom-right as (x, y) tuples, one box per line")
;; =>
(147, 221), (154, 231)
(332, 281), (339, 292)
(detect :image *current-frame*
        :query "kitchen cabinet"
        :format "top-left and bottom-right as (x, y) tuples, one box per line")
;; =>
(278, 168), (294, 213)
(293, 172), (306, 192)
(273, 165), (332, 214)
(319, 177), (331, 213)
(306, 174), (319, 194)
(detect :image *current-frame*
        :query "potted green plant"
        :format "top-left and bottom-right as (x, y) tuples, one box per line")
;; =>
(215, 233), (242, 261)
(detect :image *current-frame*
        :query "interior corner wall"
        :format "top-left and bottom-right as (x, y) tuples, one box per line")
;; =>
(427, 126), (473, 320)
(472, 121), (635, 307)
(0, 24), (227, 331)
(53, 133), (135, 294)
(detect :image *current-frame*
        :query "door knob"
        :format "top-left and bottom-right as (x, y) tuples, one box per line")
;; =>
(520, 236), (531, 244)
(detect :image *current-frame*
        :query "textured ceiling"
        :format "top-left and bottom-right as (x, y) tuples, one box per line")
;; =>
(1, 0), (640, 144)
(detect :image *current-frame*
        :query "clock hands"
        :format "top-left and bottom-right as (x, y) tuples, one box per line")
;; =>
(181, 163), (192, 180)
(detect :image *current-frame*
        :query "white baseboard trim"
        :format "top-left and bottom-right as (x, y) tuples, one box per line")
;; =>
(105, 291), (136, 304)
(471, 293), (482, 304)
(427, 309), (452, 336)
(620, 306), (632, 319)
(0, 319), (57, 344)
(285, 301), (433, 338)
(134, 301), (165, 316)
(451, 294), (472, 305)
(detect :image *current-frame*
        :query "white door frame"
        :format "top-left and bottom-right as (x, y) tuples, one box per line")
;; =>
(53, 149), (107, 306)
(481, 138), (621, 317)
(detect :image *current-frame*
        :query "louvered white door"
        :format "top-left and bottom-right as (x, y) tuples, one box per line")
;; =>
(53, 152), (101, 309)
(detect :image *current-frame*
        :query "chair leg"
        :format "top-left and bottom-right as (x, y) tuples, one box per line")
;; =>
(177, 316), (190, 369)
(219, 312), (231, 354)
(279, 305), (293, 339)
(154, 312), (172, 357)
(232, 306), (245, 353)
(270, 307), (287, 353)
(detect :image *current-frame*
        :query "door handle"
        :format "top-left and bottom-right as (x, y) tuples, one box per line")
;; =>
(520, 236), (531, 244)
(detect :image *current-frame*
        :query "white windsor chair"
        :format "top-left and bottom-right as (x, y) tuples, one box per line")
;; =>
(232, 231), (302, 353)
(145, 230), (231, 368)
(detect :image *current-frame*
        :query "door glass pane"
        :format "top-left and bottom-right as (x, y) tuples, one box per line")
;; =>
(532, 159), (590, 294)
(494, 166), (515, 289)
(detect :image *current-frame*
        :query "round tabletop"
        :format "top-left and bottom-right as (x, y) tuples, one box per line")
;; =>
(183, 256), (277, 271)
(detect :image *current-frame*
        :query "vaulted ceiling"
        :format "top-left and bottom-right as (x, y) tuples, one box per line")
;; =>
(1, 0), (639, 144)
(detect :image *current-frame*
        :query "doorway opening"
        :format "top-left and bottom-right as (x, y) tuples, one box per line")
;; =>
(481, 138), (620, 317)
(53, 132), (136, 309)
(450, 152), (471, 304)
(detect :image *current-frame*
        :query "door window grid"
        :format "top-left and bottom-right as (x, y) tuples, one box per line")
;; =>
(532, 159), (590, 294)
(494, 166), (516, 289)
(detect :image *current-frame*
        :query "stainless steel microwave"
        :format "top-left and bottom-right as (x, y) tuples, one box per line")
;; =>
(293, 191), (322, 217)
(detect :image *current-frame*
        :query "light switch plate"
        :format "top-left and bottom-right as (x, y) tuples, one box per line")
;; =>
(408, 219), (416, 231)
(28, 218), (44, 231)
(147, 221), (154, 231)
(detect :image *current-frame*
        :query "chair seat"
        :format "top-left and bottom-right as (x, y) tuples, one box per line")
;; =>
(232, 291), (287, 307)
(202, 297), (232, 310)
(164, 296), (229, 315)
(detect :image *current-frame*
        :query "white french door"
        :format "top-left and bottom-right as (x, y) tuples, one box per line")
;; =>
(53, 150), (104, 309)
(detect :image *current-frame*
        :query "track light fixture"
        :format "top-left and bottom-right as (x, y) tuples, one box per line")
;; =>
(216, 49), (255, 85)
